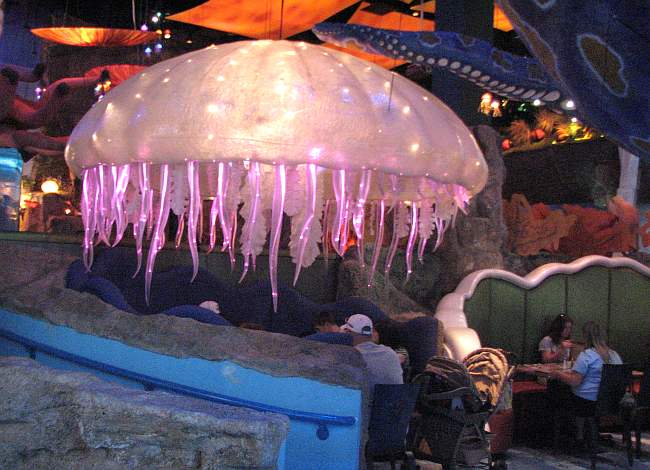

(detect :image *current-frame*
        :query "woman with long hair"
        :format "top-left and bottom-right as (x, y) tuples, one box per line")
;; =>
(550, 321), (622, 440)
(539, 314), (574, 363)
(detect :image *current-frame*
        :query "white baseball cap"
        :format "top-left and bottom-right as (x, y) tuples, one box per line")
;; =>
(340, 314), (373, 336)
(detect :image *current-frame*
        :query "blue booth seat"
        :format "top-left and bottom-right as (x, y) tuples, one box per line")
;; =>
(65, 248), (441, 375)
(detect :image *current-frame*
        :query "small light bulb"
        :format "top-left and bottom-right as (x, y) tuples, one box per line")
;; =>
(151, 15), (159, 23)
(140, 24), (148, 31)
(144, 46), (152, 55)
(571, 117), (578, 123)
(532, 99), (541, 106)
(41, 179), (59, 194)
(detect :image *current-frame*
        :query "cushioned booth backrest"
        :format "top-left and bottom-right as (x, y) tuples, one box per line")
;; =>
(464, 265), (650, 365)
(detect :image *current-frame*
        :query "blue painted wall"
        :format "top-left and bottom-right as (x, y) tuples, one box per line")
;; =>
(0, 308), (364, 469)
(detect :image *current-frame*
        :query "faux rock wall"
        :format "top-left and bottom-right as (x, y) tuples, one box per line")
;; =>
(0, 356), (289, 470)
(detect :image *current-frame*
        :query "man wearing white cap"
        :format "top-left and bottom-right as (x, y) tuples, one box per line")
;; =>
(340, 314), (404, 391)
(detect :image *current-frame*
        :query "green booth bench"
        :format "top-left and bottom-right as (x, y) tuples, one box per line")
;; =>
(435, 255), (650, 365)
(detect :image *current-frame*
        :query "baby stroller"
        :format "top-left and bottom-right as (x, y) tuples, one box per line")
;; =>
(408, 350), (512, 469)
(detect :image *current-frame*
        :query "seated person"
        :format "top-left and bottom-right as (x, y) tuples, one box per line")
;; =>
(313, 311), (340, 334)
(340, 314), (403, 391)
(539, 313), (574, 363)
(549, 321), (622, 442)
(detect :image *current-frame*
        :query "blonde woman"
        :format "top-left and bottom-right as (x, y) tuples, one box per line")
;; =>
(550, 321), (622, 442)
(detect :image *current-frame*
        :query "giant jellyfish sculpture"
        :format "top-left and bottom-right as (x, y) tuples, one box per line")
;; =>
(65, 40), (488, 310)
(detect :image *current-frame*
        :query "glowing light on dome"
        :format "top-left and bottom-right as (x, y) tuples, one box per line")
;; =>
(65, 40), (488, 310)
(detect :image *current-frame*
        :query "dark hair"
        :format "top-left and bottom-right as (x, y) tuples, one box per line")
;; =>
(546, 314), (573, 345)
(314, 311), (338, 328)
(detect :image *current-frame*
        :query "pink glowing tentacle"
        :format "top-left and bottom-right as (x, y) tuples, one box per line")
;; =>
(111, 164), (131, 246)
(330, 169), (346, 256)
(387, 174), (399, 214)
(433, 216), (446, 250)
(239, 162), (261, 282)
(228, 208), (237, 270)
(405, 202), (419, 282)
(368, 199), (385, 287)
(293, 163), (317, 286)
(133, 163), (151, 277)
(322, 198), (331, 266)
(339, 198), (350, 255)
(175, 211), (185, 249)
(217, 162), (232, 252)
(384, 203), (402, 281)
(417, 234), (428, 263)
(270, 164), (286, 312)
(96, 165), (110, 245)
(187, 160), (200, 281)
(145, 164), (170, 305)
(81, 168), (97, 271)
(353, 170), (371, 267)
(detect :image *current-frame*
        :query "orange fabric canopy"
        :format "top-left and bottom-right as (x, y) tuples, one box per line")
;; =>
(167, 0), (359, 39)
(84, 64), (146, 86)
(31, 27), (159, 47)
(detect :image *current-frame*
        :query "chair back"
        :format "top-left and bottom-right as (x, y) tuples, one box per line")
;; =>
(638, 359), (650, 408)
(595, 363), (632, 416)
(366, 383), (421, 458)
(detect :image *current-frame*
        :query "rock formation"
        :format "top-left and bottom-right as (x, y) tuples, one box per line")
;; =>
(0, 356), (288, 469)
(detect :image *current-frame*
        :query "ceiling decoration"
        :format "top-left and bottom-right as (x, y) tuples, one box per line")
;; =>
(167, 0), (359, 39)
(31, 27), (159, 47)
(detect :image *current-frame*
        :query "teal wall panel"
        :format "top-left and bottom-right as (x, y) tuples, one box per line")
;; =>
(525, 275), (566, 363)
(609, 268), (650, 365)
(566, 267), (609, 342)
(487, 280), (526, 357)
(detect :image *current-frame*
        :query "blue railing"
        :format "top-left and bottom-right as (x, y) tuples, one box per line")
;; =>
(0, 327), (356, 439)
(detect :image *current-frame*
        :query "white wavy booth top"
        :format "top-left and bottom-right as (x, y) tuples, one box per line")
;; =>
(435, 255), (650, 360)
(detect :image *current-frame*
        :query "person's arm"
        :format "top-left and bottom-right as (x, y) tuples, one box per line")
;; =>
(550, 368), (583, 387)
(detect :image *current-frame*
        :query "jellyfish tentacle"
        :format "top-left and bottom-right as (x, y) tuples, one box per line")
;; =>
(353, 169), (371, 267)
(96, 165), (111, 245)
(240, 161), (261, 283)
(384, 202), (407, 282)
(368, 199), (385, 287)
(81, 168), (97, 271)
(270, 164), (286, 312)
(331, 169), (346, 256)
(322, 198), (331, 266)
(217, 162), (232, 253)
(187, 160), (200, 281)
(175, 210), (186, 249)
(405, 201), (419, 283)
(207, 163), (219, 253)
(133, 162), (152, 278)
(111, 164), (130, 246)
(293, 163), (317, 286)
(145, 164), (170, 305)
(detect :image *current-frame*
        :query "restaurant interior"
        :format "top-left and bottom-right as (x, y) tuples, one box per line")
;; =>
(0, 1), (649, 469)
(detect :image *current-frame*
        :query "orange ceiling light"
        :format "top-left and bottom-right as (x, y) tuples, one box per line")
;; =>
(167, 0), (358, 39)
(31, 27), (159, 47)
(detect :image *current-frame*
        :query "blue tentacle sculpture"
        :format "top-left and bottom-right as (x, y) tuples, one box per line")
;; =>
(313, 15), (650, 162)
(313, 23), (567, 105)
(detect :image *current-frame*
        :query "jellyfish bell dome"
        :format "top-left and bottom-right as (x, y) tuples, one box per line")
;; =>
(65, 40), (488, 309)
